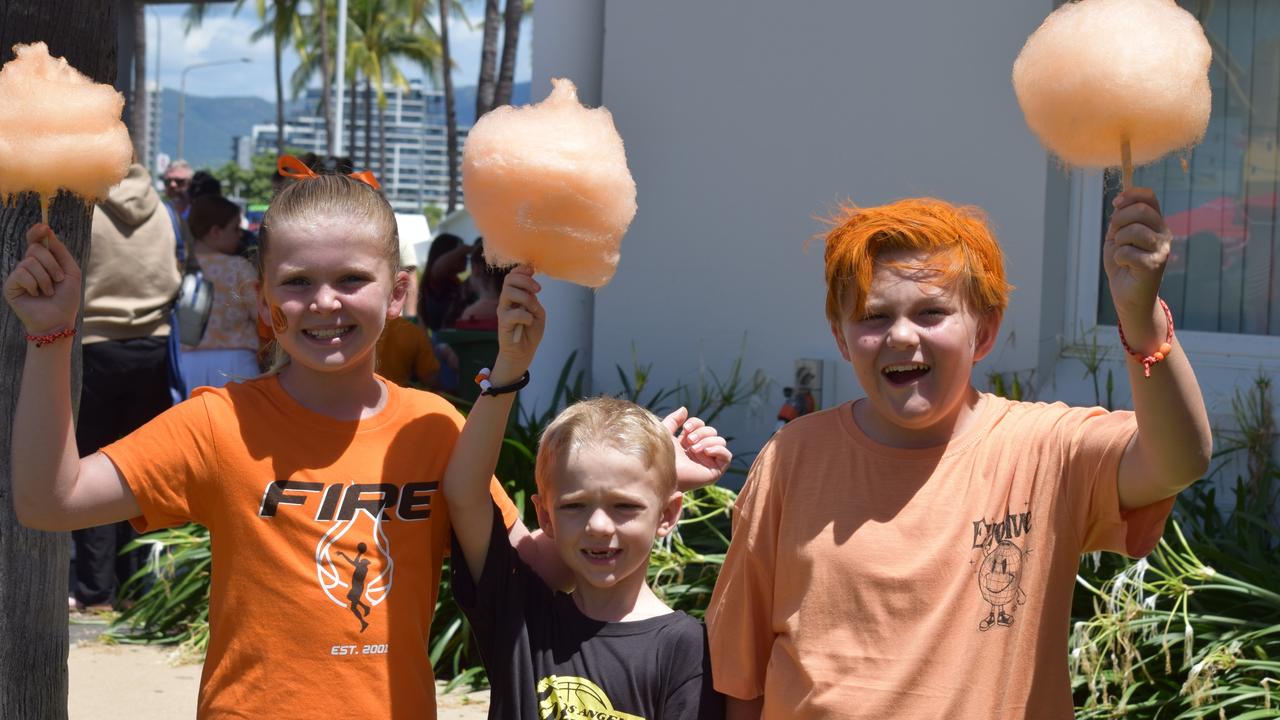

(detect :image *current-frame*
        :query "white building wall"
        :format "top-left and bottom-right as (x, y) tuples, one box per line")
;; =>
(579, 0), (1061, 454)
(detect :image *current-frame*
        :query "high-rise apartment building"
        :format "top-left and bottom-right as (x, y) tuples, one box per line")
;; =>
(245, 80), (466, 213)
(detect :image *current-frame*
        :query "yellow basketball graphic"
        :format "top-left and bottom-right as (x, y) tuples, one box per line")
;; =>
(537, 675), (645, 720)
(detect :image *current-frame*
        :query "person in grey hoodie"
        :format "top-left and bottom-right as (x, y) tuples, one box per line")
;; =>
(71, 162), (182, 612)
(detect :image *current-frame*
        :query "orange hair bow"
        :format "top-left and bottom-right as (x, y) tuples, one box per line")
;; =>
(276, 155), (381, 190)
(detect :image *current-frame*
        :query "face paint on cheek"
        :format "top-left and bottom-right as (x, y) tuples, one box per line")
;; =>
(270, 305), (288, 334)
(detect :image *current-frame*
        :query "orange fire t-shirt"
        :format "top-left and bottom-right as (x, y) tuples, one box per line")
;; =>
(102, 376), (518, 719)
(706, 394), (1173, 719)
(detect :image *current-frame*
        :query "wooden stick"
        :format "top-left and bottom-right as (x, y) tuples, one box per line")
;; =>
(39, 195), (49, 247)
(1120, 136), (1133, 192)
(511, 263), (533, 343)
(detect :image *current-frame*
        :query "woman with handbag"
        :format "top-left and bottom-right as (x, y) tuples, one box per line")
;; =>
(179, 195), (259, 390)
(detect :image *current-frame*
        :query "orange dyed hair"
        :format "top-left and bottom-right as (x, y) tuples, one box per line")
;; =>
(823, 197), (1013, 323)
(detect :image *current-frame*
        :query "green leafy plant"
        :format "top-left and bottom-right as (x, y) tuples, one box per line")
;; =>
(1070, 373), (1280, 718)
(1072, 323), (1115, 410)
(988, 370), (1035, 402)
(108, 523), (211, 661)
(649, 484), (736, 618)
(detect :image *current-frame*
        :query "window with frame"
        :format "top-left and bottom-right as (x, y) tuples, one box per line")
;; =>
(1098, 0), (1280, 337)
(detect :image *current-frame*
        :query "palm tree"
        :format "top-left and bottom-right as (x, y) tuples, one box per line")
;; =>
(1, 3), (115, 716)
(477, 0), (527, 118)
(493, 0), (527, 107)
(347, 0), (442, 180)
(437, 0), (459, 212)
(475, 0), (501, 118)
(132, 3), (149, 162)
(290, 0), (337, 154)
(187, 1), (301, 157)
(405, 0), (465, 212)
(317, 0), (334, 153)
(252, 0), (303, 157)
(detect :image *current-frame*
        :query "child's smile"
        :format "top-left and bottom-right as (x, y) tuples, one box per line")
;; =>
(831, 248), (999, 447)
(580, 546), (624, 570)
(301, 324), (356, 343)
(259, 220), (405, 380)
(535, 446), (681, 611)
(882, 362), (930, 386)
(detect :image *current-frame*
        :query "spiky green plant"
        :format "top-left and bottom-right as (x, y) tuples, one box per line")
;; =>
(1070, 373), (1280, 718)
(109, 523), (211, 660)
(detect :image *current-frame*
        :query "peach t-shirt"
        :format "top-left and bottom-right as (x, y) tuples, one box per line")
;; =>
(102, 376), (518, 719)
(706, 394), (1172, 719)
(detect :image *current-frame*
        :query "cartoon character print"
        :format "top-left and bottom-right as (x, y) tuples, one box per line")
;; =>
(977, 539), (1026, 631)
(970, 507), (1032, 632)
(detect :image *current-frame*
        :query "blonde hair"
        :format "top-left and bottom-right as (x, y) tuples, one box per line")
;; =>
(255, 174), (401, 373)
(535, 397), (677, 498)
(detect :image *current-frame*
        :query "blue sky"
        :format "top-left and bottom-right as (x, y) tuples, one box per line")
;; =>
(145, 1), (533, 100)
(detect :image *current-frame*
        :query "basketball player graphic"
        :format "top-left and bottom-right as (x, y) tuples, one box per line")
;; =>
(337, 543), (373, 632)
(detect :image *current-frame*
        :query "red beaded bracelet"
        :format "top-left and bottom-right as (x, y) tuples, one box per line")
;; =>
(26, 327), (76, 347)
(1116, 297), (1174, 378)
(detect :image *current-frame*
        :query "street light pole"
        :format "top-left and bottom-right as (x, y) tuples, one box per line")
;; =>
(177, 57), (252, 162)
(147, 9), (161, 171)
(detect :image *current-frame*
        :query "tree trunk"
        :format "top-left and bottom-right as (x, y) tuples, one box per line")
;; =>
(439, 0), (458, 213)
(349, 68), (358, 167)
(475, 0), (500, 118)
(494, 0), (523, 108)
(274, 33), (285, 157)
(131, 2), (148, 162)
(363, 78), (372, 169)
(0, 3), (114, 717)
(319, 0), (333, 156)
(378, 102), (387, 188)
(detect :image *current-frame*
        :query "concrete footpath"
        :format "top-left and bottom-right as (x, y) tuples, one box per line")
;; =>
(68, 619), (490, 719)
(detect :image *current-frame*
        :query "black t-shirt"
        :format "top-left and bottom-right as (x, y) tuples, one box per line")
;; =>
(451, 504), (725, 720)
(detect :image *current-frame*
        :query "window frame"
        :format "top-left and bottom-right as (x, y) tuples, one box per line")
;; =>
(1064, 169), (1280, 372)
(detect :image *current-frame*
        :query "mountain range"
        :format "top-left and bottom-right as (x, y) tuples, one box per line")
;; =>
(154, 81), (531, 170)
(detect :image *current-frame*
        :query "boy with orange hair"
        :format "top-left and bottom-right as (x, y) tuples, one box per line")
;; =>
(707, 190), (1211, 719)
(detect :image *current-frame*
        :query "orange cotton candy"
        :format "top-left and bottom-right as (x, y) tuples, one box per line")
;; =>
(1012, 0), (1211, 169)
(0, 42), (132, 211)
(462, 78), (637, 288)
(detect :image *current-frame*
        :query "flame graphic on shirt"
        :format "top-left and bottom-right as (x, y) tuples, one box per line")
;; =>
(314, 487), (395, 610)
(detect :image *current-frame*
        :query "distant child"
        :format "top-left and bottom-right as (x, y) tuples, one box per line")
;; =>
(443, 267), (730, 719)
(706, 190), (1212, 719)
(376, 314), (442, 389)
(5, 168), (540, 719)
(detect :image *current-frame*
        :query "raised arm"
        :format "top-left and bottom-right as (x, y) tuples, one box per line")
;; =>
(661, 407), (733, 491)
(442, 266), (544, 581)
(1104, 188), (1213, 509)
(6, 224), (141, 530)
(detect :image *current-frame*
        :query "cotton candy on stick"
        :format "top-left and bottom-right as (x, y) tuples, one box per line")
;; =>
(0, 42), (132, 229)
(463, 78), (637, 340)
(1012, 0), (1212, 190)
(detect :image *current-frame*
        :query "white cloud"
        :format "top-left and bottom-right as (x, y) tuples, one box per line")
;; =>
(147, 3), (530, 101)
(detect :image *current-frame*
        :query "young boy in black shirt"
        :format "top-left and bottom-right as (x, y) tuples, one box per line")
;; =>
(444, 267), (729, 719)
